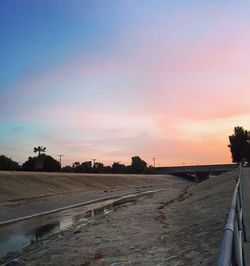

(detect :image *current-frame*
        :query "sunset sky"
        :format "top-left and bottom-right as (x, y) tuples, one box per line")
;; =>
(1, 1), (250, 167)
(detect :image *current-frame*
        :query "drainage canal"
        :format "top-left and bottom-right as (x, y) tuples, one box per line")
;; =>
(0, 188), (162, 264)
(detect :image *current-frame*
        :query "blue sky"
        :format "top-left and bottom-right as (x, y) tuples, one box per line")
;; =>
(1, 1), (250, 166)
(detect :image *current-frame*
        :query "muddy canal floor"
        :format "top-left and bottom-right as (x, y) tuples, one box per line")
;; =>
(4, 172), (236, 266)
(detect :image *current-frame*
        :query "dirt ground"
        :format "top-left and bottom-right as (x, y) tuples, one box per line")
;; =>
(11, 170), (237, 266)
(0, 171), (177, 206)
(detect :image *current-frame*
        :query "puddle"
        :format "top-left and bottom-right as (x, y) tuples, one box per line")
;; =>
(34, 222), (60, 239)
(0, 217), (72, 260)
(0, 205), (112, 263)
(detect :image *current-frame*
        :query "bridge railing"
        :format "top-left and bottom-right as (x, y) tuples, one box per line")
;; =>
(217, 165), (245, 266)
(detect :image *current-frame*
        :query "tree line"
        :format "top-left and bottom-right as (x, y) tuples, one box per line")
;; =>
(62, 157), (154, 174)
(1, 126), (247, 173)
(0, 146), (155, 174)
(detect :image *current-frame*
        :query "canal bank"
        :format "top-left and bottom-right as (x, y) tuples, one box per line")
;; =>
(2, 171), (236, 265)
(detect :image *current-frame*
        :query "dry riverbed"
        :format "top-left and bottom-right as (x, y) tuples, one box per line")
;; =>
(4, 170), (237, 266)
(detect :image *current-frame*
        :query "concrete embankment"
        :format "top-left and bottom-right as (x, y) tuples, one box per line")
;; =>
(5, 170), (237, 265)
(0, 171), (181, 206)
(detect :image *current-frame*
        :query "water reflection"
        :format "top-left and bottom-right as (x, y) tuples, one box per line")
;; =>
(0, 221), (63, 259)
(0, 205), (112, 262)
(0, 215), (75, 260)
(35, 222), (60, 240)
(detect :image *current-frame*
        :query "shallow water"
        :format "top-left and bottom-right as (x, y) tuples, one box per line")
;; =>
(0, 187), (173, 262)
(0, 205), (112, 261)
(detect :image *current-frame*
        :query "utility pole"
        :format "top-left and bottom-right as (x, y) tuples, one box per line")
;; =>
(152, 158), (156, 167)
(58, 155), (64, 167)
(92, 158), (96, 167)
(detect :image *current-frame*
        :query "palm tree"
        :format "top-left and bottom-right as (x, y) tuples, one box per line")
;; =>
(72, 162), (80, 168)
(34, 146), (46, 157)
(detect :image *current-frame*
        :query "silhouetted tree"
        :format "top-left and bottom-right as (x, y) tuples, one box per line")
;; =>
(61, 165), (73, 172)
(0, 155), (20, 171)
(33, 146), (46, 170)
(81, 161), (92, 172)
(112, 162), (126, 173)
(74, 161), (92, 173)
(22, 155), (61, 172)
(33, 146), (46, 157)
(22, 156), (36, 171)
(72, 162), (80, 168)
(130, 156), (147, 174)
(103, 166), (112, 173)
(146, 165), (156, 174)
(43, 155), (61, 172)
(228, 126), (250, 164)
(93, 162), (105, 173)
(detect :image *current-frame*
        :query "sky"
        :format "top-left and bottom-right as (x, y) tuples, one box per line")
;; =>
(1, 0), (250, 167)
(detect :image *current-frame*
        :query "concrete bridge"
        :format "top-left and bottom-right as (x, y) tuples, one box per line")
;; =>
(156, 164), (237, 182)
